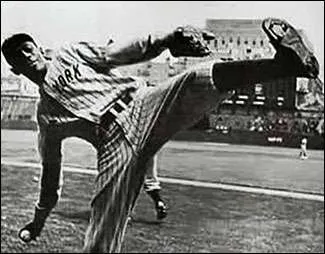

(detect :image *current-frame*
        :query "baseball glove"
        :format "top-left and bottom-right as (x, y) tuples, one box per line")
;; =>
(169, 25), (215, 57)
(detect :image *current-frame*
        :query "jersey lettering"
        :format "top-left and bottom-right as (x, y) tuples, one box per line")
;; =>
(54, 64), (82, 89)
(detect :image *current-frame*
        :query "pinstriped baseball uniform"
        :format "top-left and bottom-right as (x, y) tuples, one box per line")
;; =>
(35, 36), (231, 252)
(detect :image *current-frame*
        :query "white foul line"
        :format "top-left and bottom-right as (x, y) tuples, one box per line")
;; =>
(159, 177), (324, 202)
(1, 159), (324, 202)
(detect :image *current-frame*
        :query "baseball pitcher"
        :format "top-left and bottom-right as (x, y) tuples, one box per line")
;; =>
(1, 18), (319, 253)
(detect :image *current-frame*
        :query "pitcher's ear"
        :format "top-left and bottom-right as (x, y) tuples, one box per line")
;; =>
(42, 48), (53, 60)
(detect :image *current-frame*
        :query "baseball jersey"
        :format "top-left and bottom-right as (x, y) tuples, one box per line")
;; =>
(301, 139), (307, 150)
(38, 35), (168, 127)
(35, 34), (174, 211)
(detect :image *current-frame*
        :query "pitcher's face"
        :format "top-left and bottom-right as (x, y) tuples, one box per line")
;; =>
(10, 41), (47, 76)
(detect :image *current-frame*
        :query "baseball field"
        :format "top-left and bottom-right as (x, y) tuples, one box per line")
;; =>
(1, 129), (324, 253)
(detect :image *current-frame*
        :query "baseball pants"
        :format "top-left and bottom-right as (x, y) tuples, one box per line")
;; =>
(83, 60), (232, 253)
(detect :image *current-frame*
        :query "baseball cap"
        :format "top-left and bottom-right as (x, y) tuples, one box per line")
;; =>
(1, 33), (36, 66)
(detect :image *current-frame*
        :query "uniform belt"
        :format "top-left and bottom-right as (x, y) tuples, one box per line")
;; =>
(100, 93), (133, 128)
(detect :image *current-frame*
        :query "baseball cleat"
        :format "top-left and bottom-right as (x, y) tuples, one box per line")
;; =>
(262, 17), (319, 78)
(18, 221), (43, 243)
(156, 200), (167, 220)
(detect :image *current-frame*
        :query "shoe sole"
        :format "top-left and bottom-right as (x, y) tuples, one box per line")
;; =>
(262, 17), (319, 78)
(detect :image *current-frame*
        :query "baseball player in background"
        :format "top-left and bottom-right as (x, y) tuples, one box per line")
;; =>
(144, 155), (167, 220)
(299, 137), (308, 159)
(1, 17), (319, 253)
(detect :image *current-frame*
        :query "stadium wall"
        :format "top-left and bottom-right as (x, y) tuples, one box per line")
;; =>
(173, 129), (324, 150)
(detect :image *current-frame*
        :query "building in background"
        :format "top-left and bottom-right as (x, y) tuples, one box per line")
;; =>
(1, 74), (39, 129)
(206, 19), (274, 60)
(202, 19), (323, 137)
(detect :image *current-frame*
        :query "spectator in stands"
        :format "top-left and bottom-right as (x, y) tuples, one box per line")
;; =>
(316, 117), (324, 135)
(308, 118), (318, 134)
(249, 115), (264, 132)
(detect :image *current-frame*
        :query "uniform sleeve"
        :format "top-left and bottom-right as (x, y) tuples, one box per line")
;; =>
(36, 126), (64, 209)
(70, 33), (171, 69)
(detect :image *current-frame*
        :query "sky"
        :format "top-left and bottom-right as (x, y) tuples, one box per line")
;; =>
(1, 1), (324, 80)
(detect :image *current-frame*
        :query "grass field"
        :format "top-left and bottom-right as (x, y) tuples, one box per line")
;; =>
(1, 130), (324, 253)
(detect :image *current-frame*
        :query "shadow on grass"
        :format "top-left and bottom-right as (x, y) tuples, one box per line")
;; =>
(54, 210), (90, 222)
(129, 216), (164, 225)
(55, 209), (165, 226)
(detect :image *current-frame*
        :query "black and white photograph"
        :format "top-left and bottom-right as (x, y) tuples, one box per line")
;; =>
(1, 1), (324, 253)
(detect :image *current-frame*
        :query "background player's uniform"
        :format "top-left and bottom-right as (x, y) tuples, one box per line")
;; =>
(35, 37), (230, 252)
(143, 155), (167, 220)
(144, 155), (160, 193)
(299, 138), (308, 159)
